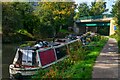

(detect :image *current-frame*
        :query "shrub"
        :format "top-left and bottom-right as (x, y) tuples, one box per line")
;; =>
(67, 40), (86, 61)
(91, 34), (101, 41)
(19, 41), (35, 47)
(32, 36), (108, 79)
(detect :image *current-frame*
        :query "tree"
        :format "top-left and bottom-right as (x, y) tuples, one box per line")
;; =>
(2, 2), (39, 42)
(74, 1), (108, 20)
(113, 0), (120, 27)
(89, 1), (108, 16)
(74, 3), (90, 20)
(2, 2), (76, 42)
(111, 0), (120, 48)
(2, 2), (23, 42)
(35, 2), (76, 38)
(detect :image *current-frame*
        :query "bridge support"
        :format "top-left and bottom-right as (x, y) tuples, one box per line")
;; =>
(74, 18), (116, 36)
(109, 19), (116, 36)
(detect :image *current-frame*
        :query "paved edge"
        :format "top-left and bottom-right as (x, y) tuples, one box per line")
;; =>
(92, 38), (119, 79)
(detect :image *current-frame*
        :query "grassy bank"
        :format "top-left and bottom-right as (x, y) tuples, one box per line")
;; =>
(110, 34), (120, 53)
(32, 36), (108, 79)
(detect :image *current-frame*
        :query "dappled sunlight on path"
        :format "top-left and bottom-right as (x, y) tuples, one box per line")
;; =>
(92, 38), (120, 78)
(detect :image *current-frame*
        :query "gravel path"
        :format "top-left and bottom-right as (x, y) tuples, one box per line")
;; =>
(92, 38), (120, 79)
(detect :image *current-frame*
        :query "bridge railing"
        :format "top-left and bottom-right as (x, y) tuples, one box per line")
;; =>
(79, 14), (113, 20)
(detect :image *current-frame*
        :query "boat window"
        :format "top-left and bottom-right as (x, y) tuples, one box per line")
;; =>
(32, 52), (37, 66)
(22, 60), (26, 62)
(28, 61), (32, 63)
(16, 50), (23, 65)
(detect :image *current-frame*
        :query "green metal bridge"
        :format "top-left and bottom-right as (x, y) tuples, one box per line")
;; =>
(74, 14), (114, 36)
(76, 14), (113, 27)
(78, 14), (113, 20)
(76, 22), (110, 27)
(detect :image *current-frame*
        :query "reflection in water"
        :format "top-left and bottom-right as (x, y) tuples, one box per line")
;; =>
(2, 43), (18, 79)
(0, 53), (1, 80)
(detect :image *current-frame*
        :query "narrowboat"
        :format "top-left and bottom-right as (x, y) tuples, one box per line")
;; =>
(9, 39), (79, 79)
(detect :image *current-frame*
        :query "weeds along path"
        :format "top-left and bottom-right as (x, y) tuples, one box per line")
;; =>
(32, 36), (108, 79)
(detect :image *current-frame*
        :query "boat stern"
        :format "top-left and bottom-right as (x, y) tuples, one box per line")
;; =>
(9, 64), (39, 79)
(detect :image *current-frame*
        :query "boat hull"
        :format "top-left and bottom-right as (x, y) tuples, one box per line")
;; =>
(9, 64), (40, 79)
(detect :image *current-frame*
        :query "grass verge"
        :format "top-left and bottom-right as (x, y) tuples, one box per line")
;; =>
(32, 36), (108, 80)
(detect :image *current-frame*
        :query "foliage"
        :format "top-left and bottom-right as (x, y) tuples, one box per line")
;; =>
(89, 2), (108, 16)
(35, 2), (76, 37)
(19, 42), (34, 47)
(56, 29), (73, 38)
(110, 33), (120, 52)
(110, 33), (118, 40)
(68, 40), (85, 61)
(91, 34), (101, 41)
(97, 27), (110, 36)
(17, 29), (34, 39)
(2, 2), (39, 42)
(74, 3), (90, 20)
(2, 2), (76, 42)
(75, 1), (108, 20)
(111, 0), (120, 50)
(32, 36), (108, 79)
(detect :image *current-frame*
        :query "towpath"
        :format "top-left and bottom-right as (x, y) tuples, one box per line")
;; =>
(92, 38), (120, 79)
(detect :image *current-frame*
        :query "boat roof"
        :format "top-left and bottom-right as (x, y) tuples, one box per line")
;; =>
(18, 46), (37, 50)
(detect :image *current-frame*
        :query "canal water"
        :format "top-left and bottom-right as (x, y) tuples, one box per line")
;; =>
(2, 43), (18, 79)
(0, 51), (1, 80)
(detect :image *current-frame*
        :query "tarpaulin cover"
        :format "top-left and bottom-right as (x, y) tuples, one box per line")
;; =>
(39, 49), (56, 66)
(21, 50), (33, 66)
